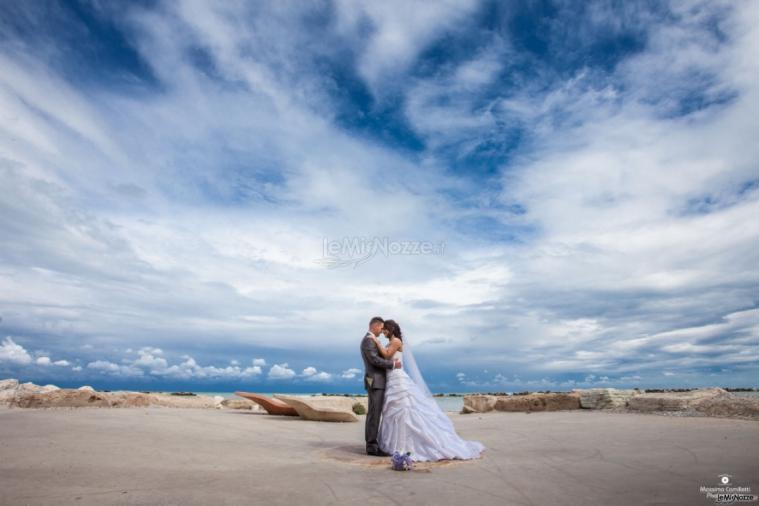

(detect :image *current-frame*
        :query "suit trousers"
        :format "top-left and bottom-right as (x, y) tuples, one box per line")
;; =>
(365, 387), (385, 453)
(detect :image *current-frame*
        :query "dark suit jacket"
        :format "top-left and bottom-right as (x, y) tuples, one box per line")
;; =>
(360, 332), (394, 390)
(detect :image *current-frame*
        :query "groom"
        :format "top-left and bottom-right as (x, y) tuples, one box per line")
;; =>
(360, 316), (401, 456)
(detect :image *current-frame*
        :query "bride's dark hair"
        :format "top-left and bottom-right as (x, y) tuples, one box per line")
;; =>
(383, 319), (402, 341)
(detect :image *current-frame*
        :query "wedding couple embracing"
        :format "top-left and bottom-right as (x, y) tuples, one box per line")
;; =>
(360, 316), (485, 461)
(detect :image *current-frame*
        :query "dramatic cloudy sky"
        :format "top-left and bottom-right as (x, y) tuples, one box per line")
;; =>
(1, 0), (757, 393)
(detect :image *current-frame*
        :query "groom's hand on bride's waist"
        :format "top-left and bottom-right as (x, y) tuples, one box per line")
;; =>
(394, 360), (402, 369)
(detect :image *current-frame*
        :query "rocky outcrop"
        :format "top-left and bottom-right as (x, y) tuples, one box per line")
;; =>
(0, 378), (19, 390)
(462, 393), (581, 413)
(576, 388), (640, 409)
(0, 378), (255, 410)
(0, 378), (21, 404)
(460, 388), (759, 420)
(625, 387), (759, 420)
(493, 392), (581, 412)
(14, 389), (117, 408)
(10, 388), (229, 409)
(627, 387), (730, 412)
(574, 387), (759, 420)
(692, 393), (759, 420)
(234, 392), (299, 416)
(1, 381), (48, 406)
(221, 398), (264, 411)
(275, 394), (358, 422)
(122, 392), (221, 409)
(462, 395), (497, 413)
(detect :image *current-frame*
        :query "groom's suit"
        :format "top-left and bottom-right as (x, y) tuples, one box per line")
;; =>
(360, 331), (395, 454)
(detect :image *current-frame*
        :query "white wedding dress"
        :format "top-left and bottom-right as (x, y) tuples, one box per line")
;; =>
(378, 350), (485, 461)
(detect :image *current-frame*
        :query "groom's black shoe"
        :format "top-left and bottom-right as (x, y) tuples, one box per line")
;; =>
(367, 449), (391, 457)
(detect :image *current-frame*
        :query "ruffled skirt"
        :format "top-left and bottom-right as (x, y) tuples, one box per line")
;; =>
(378, 369), (485, 462)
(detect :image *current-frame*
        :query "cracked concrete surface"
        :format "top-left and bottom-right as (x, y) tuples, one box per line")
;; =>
(1, 406), (757, 505)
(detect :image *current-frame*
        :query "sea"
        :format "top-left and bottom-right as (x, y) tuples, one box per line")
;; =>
(177, 390), (759, 413)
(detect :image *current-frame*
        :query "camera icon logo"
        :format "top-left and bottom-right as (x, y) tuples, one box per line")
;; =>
(718, 474), (731, 485)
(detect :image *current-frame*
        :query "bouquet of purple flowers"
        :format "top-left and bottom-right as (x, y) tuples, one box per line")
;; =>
(391, 451), (414, 471)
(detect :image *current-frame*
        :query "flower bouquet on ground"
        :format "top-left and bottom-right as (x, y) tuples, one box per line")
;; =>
(391, 451), (414, 471)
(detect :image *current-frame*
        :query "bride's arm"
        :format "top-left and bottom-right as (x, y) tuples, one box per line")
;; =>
(371, 336), (401, 359)
(370, 335), (390, 358)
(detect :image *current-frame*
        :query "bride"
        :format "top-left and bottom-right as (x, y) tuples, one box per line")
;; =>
(369, 319), (485, 462)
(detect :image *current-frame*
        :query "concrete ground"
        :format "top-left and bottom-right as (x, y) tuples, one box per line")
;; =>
(0, 406), (757, 506)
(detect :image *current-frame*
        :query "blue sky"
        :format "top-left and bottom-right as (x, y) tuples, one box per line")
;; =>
(0, 0), (757, 393)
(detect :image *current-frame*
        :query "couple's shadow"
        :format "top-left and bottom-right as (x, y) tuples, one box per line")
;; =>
(320, 444), (397, 468)
(319, 443), (468, 470)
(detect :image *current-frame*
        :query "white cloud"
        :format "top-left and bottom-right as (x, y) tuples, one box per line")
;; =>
(86, 360), (144, 377)
(146, 355), (263, 380)
(85, 351), (263, 379)
(133, 348), (169, 372)
(268, 363), (296, 380)
(0, 337), (32, 365)
(35, 356), (51, 365)
(301, 366), (332, 382)
(252, 358), (266, 366)
(87, 360), (119, 372)
(341, 368), (362, 379)
(333, 0), (479, 95)
(242, 365), (262, 377)
(306, 371), (332, 382)
(72, 365), (82, 371)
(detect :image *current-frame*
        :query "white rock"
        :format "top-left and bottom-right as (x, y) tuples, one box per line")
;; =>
(0, 387), (18, 404)
(575, 388), (640, 409)
(627, 387), (731, 412)
(0, 379), (19, 390)
(462, 395), (497, 413)
(1, 381), (44, 406)
(78, 386), (96, 392)
(17, 382), (44, 393)
(275, 395), (358, 422)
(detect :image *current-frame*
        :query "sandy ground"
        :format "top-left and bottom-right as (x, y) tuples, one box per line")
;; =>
(1, 406), (757, 506)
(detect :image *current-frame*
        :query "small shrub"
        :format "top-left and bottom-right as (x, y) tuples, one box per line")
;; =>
(352, 402), (366, 415)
